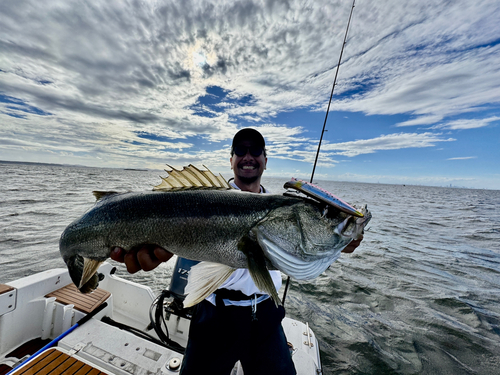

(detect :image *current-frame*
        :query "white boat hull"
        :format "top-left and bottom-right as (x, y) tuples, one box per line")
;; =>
(0, 263), (321, 374)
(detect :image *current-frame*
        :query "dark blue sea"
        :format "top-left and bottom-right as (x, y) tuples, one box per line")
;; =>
(1, 161), (499, 374)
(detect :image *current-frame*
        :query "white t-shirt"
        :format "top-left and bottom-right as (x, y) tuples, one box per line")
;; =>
(205, 180), (283, 306)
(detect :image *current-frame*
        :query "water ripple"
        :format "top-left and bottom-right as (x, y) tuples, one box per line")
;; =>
(1, 163), (500, 374)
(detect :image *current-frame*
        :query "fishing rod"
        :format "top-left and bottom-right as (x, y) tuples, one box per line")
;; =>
(282, 0), (356, 306)
(310, 0), (356, 184)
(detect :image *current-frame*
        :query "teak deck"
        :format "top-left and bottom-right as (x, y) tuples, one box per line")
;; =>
(0, 285), (14, 295)
(45, 284), (110, 314)
(10, 348), (107, 375)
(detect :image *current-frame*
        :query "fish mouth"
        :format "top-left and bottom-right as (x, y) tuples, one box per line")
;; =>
(66, 255), (103, 293)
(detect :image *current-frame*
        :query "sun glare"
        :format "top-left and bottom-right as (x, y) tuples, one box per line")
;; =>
(185, 40), (218, 77)
(193, 51), (208, 67)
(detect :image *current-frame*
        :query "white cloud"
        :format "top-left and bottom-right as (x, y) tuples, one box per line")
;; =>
(433, 116), (500, 130)
(319, 132), (455, 157)
(447, 156), (477, 160)
(2, 0), (497, 130)
(338, 45), (500, 123)
(0, 0), (499, 186)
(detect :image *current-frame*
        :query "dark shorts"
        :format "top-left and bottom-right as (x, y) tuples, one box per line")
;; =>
(180, 298), (296, 375)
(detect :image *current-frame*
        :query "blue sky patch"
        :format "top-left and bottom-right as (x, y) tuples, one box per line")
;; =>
(191, 86), (256, 119)
(0, 94), (25, 105)
(135, 131), (177, 143)
(1, 94), (51, 116)
(3, 111), (27, 119)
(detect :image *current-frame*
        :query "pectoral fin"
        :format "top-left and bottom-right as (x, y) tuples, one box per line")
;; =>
(183, 262), (235, 308)
(239, 235), (282, 306)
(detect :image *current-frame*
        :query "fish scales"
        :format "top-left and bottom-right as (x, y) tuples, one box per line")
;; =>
(59, 184), (371, 305)
(60, 189), (300, 268)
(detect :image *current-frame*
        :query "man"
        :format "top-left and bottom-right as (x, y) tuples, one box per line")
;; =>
(111, 128), (362, 374)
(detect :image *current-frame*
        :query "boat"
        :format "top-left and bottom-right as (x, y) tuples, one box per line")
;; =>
(0, 258), (322, 374)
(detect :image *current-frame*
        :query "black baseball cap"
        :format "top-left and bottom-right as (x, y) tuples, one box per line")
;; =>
(231, 128), (266, 149)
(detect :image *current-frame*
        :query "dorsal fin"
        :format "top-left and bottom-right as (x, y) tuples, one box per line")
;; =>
(92, 191), (120, 201)
(153, 164), (231, 191)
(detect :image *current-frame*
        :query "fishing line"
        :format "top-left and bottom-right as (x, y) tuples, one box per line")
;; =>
(282, 0), (357, 306)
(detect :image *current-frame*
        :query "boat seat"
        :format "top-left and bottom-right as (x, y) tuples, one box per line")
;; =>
(45, 283), (110, 314)
(8, 348), (107, 375)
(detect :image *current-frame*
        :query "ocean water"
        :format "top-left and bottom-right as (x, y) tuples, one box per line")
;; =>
(1, 161), (499, 374)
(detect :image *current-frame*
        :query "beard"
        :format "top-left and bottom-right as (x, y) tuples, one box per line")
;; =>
(237, 174), (259, 184)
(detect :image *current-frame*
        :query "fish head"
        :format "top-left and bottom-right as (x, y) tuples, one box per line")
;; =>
(255, 200), (371, 280)
(59, 221), (109, 293)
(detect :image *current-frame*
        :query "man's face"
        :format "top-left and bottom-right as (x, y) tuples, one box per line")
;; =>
(230, 140), (267, 183)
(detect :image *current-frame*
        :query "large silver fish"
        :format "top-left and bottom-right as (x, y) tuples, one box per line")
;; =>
(59, 165), (371, 307)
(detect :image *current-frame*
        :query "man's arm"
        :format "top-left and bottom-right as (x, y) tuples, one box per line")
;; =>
(110, 246), (174, 273)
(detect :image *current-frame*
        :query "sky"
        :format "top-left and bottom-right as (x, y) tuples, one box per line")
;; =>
(1, 0), (499, 189)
